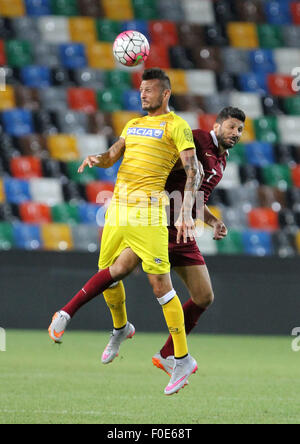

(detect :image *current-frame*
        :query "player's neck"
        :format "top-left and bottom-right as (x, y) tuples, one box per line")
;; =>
(218, 145), (227, 156)
(147, 106), (170, 117)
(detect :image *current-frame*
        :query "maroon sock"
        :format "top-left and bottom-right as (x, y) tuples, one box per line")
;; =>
(160, 298), (206, 359)
(62, 268), (114, 318)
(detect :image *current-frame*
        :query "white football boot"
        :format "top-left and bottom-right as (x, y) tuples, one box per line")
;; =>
(48, 311), (71, 343)
(164, 354), (198, 396)
(101, 322), (135, 364)
(152, 352), (175, 377)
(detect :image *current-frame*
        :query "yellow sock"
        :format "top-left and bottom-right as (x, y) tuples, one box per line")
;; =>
(161, 293), (188, 358)
(103, 281), (127, 329)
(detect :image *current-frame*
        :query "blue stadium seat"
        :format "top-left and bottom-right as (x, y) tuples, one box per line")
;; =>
(78, 202), (100, 225)
(59, 43), (87, 69)
(249, 49), (276, 73)
(13, 223), (42, 250)
(122, 89), (143, 112)
(2, 109), (34, 137)
(238, 72), (268, 94)
(3, 178), (32, 204)
(25, 0), (51, 16)
(96, 159), (122, 182)
(242, 230), (273, 256)
(121, 20), (150, 42)
(264, 0), (292, 25)
(245, 142), (275, 167)
(20, 65), (52, 88)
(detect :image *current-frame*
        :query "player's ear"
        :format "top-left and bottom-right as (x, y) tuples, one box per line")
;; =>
(213, 122), (221, 135)
(164, 89), (171, 101)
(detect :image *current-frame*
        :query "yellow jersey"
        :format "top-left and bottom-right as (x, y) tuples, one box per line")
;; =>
(112, 111), (195, 207)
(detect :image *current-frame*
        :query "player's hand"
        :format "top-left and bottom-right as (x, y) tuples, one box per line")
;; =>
(78, 155), (101, 173)
(212, 220), (228, 240)
(175, 215), (196, 244)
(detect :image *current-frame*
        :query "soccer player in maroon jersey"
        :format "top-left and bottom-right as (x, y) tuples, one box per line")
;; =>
(152, 106), (246, 375)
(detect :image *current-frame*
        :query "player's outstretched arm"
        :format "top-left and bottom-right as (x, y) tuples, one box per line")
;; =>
(175, 148), (204, 243)
(78, 138), (126, 173)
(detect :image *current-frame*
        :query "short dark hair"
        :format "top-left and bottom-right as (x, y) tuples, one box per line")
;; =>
(216, 107), (246, 124)
(142, 68), (171, 90)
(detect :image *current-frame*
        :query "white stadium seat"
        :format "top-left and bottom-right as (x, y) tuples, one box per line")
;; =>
(181, 0), (215, 24)
(37, 17), (70, 44)
(29, 178), (64, 206)
(273, 48), (300, 75)
(277, 116), (300, 145)
(229, 92), (263, 119)
(75, 134), (108, 159)
(186, 70), (217, 96)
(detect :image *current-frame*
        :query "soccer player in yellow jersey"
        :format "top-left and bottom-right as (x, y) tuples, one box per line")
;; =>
(48, 68), (204, 395)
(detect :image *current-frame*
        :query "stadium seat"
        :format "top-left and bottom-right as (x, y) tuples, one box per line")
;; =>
(10, 156), (42, 179)
(198, 114), (217, 133)
(97, 88), (124, 112)
(291, 165), (300, 188)
(274, 143), (298, 165)
(195, 229), (217, 255)
(282, 24), (300, 47)
(69, 17), (97, 44)
(29, 177), (63, 205)
(221, 48), (250, 73)
(291, 2), (300, 24)
(85, 181), (115, 204)
(5, 39), (32, 68)
(2, 109), (34, 137)
(105, 70), (132, 90)
(0, 0), (25, 17)
(51, 202), (79, 224)
(13, 222), (42, 249)
(47, 134), (79, 162)
(264, 0), (292, 25)
(0, 221), (14, 250)
(37, 16), (70, 43)
(97, 158), (121, 183)
(121, 20), (150, 42)
(149, 21), (178, 47)
(87, 111), (114, 136)
(181, 0), (215, 25)
(253, 116), (279, 144)
(111, 111), (141, 136)
(4, 177), (31, 204)
(227, 22), (259, 48)
(229, 92), (263, 119)
(248, 207), (279, 231)
(39, 87), (68, 112)
(19, 201), (51, 223)
(177, 23), (205, 48)
(284, 96), (300, 115)
(245, 142), (275, 167)
(203, 92), (230, 114)
(33, 109), (59, 134)
(122, 89), (142, 112)
(186, 70), (217, 96)
(176, 111), (198, 130)
(0, 179), (5, 204)
(170, 94), (205, 113)
(67, 88), (97, 113)
(78, 0), (103, 17)
(50, 66), (74, 87)
(278, 208), (298, 229)
(277, 116), (300, 145)
(14, 85), (40, 111)
(0, 85), (16, 111)
(217, 229), (244, 254)
(20, 65), (51, 88)
(213, 0), (237, 23)
(0, 39), (6, 64)
(191, 47), (223, 72)
(242, 229), (273, 256)
(267, 74), (295, 97)
(218, 163), (241, 189)
(12, 17), (39, 43)
(274, 48), (300, 75)
(32, 41), (60, 67)
(227, 143), (246, 165)
(261, 164), (293, 189)
(51, 0), (79, 16)
(0, 202), (20, 222)
(95, 18), (122, 41)
(145, 44), (170, 69)
(62, 180), (86, 203)
(66, 160), (98, 184)
(233, 0), (265, 23)
(77, 202), (100, 224)
(296, 230), (300, 253)
(75, 134), (108, 158)
(225, 183), (259, 208)
(73, 68), (105, 89)
(59, 43), (87, 69)
(41, 223), (73, 251)
(71, 224), (100, 252)
(238, 72), (268, 95)
(249, 49), (276, 73)
(25, 0), (51, 16)
(102, 0), (134, 21)
(261, 95), (285, 116)
(272, 231), (296, 257)
(258, 182), (287, 213)
(169, 46), (194, 70)
(257, 23), (284, 48)
(86, 42), (115, 69)
(204, 23), (229, 47)
(54, 109), (88, 135)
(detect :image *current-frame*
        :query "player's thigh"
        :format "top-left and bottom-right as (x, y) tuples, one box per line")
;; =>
(173, 265), (214, 307)
(109, 247), (141, 280)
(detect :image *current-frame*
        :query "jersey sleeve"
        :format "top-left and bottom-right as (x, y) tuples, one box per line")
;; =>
(171, 118), (196, 153)
(120, 119), (135, 139)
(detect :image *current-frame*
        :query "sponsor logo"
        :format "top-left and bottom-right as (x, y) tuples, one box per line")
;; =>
(154, 258), (162, 264)
(127, 127), (164, 139)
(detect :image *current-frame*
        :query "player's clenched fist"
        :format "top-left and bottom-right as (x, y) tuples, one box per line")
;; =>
(212, 220), (228, 240)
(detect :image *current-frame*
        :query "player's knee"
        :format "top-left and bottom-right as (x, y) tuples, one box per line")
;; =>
(192, 289), (214, 309)
(110, 262), (131, 280)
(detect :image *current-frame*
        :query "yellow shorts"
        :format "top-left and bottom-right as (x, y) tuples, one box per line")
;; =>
(98, 203), (170, 275)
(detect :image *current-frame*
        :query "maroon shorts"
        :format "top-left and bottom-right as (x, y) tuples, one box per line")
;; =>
(168, 229), (206, 268)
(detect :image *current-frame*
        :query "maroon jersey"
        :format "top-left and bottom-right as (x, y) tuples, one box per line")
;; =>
(166, 129), (227, 231)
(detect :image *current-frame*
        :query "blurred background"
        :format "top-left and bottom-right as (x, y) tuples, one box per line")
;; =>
(0, 0), (300, 336)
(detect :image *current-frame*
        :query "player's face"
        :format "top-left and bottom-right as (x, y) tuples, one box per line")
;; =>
(140, 79), (170, 113)
(214, 118), (244, 149)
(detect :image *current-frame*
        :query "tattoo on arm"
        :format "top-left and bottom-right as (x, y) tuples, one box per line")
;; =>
(97, 138), (125, 168)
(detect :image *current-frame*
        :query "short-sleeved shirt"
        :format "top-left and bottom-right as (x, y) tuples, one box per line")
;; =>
(112, 111), (195, 207)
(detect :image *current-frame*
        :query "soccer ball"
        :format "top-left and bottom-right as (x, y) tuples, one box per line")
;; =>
(113, 31), (150, 67)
